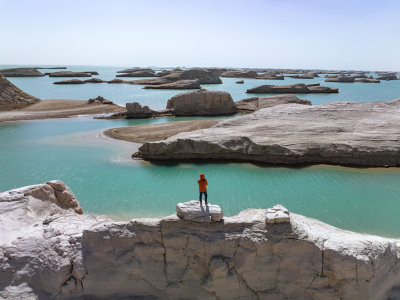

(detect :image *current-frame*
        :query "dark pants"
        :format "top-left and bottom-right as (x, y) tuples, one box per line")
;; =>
(199, 191), (208, 202)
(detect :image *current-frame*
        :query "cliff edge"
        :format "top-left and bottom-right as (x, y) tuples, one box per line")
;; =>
(0, 74), (40, 110)
(1, 181), (400, 299)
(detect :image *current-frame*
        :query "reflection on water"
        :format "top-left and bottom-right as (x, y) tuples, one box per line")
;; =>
(1, 116), (400, 237)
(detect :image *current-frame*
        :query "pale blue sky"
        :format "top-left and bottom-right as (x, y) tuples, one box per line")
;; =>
(1, 0), (399, 70)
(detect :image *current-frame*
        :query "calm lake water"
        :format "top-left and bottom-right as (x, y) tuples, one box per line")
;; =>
(1, 65), (400, 237)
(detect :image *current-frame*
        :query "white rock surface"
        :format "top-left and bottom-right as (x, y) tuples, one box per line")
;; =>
(265, 204), (290, 223)
(176, 200), (224, 222)
(139, 100), (400, 166)
(2, 181), (400, 299)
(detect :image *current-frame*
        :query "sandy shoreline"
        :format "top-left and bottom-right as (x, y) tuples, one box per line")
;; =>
(0, 99), (125, 122)
(103, 119), (221, 143)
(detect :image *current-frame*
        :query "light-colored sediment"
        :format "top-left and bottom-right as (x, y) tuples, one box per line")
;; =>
(0, 99), (125, 122)
(104, 119), (220, 143)
(138, 100), (400, 166)
(2, 181), (400, 299)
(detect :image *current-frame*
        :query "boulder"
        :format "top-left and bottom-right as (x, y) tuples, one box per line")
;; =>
(144, 79), (201, 89)
(176, 200), (223, 222)
(88, 96), (113, 104)
(221, 70), (258, 78)
(325, 76), (355, 82)
(235, 94), (311, 113)
(0, 67), (44, 77)
(138, 100), (400, 166)
(265, 204), (290, 223)
(48, 71), (93, 77)
(0, 74), (40, 110)
(53, 79), (85, 84)
(126, 102), (157, 118)
(166, 89), (237, 116)
(247, 83), (338, 94)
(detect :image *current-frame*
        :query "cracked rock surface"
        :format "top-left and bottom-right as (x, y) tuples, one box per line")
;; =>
(138, 100), (400, 166)
(1, 182), (400, 299)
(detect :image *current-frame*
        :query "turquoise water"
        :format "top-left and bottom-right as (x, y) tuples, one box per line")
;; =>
(1, 117), (400, 237)
(1, 65), (400, 237)
(2, 65), (400, 109)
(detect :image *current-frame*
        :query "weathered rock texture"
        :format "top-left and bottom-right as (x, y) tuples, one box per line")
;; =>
(235, 94), (311, 113)
(139, 100), (400, 166)
(247, 83), (338, 94)
(0, 68), (44, 77)
(2, 182), (400, 299)
(49, 72), (93, 77)
(325, 76), (355, 82)
(126, 102), (157, 118)
(221, 70), (258, 78)
(144, 79), (201, 89)
(166, 89), (237, 116)
(176, 200), (224, 222)
(0, 74), (40, 110)
(131, 68), (222, 85)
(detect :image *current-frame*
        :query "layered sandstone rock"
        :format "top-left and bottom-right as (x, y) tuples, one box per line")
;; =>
(247, 83), (338, 94)
(235, 94), (311, 113)
(1, 182), (400, 299)
(0, 74), (40, 110)
(126, 102), (157, 118)
(0, 67), (44, 77)
(138, 100), (400, 166)
(166, 89), (237, 116)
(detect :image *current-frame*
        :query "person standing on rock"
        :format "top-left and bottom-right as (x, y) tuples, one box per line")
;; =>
(198, 173), (208, 205)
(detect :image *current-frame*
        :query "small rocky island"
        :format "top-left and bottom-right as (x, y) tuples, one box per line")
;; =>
(0, 74), (40, 110)
(247, 83), (338, 94)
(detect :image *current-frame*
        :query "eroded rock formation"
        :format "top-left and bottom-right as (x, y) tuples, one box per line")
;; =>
(0, 68), (44, 77)
(235, 94), (311, 113)
(126, 102), (157, 118)
(1, 182), (400, 299)
(138, 100), (400, 166)
(166, 89), (237, 116)
(144, 79), (201, 89)
(0, 74), (40, 110)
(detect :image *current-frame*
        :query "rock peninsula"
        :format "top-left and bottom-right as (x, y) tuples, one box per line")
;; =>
(0, 74), (40, 110)
(138, 100), (400, 167)
(2, 181), (400, 299)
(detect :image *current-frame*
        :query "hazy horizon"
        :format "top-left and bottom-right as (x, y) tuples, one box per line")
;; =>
(2, 0), (400, 71)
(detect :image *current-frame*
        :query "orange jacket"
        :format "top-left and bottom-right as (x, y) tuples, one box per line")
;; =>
(198, 174), (208, 192)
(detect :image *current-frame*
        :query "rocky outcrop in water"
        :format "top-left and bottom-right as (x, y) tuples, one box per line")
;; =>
(235, 94), (311, 113)
(325, 76), (355, 82)
(0, 67), (44, 77)
(221, 70), (258, 78)
(138, 100), (400, 166)
(355, 78), (380, 83)
(126, 102), (157, 118)
(49, 71), (94, 77)
(54, 78), (106, 84)
(117, 70), (156, 77)
(166, 89), (237, 116)
(247, 83), (338, 94)
(256, 74), (284, 80)
(144, 79), (201, 89)
(130, 68), (222, 85)
(0, 74), (40, 110)
(377, 74), (398, 80)
(2, 181), (400, 299)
